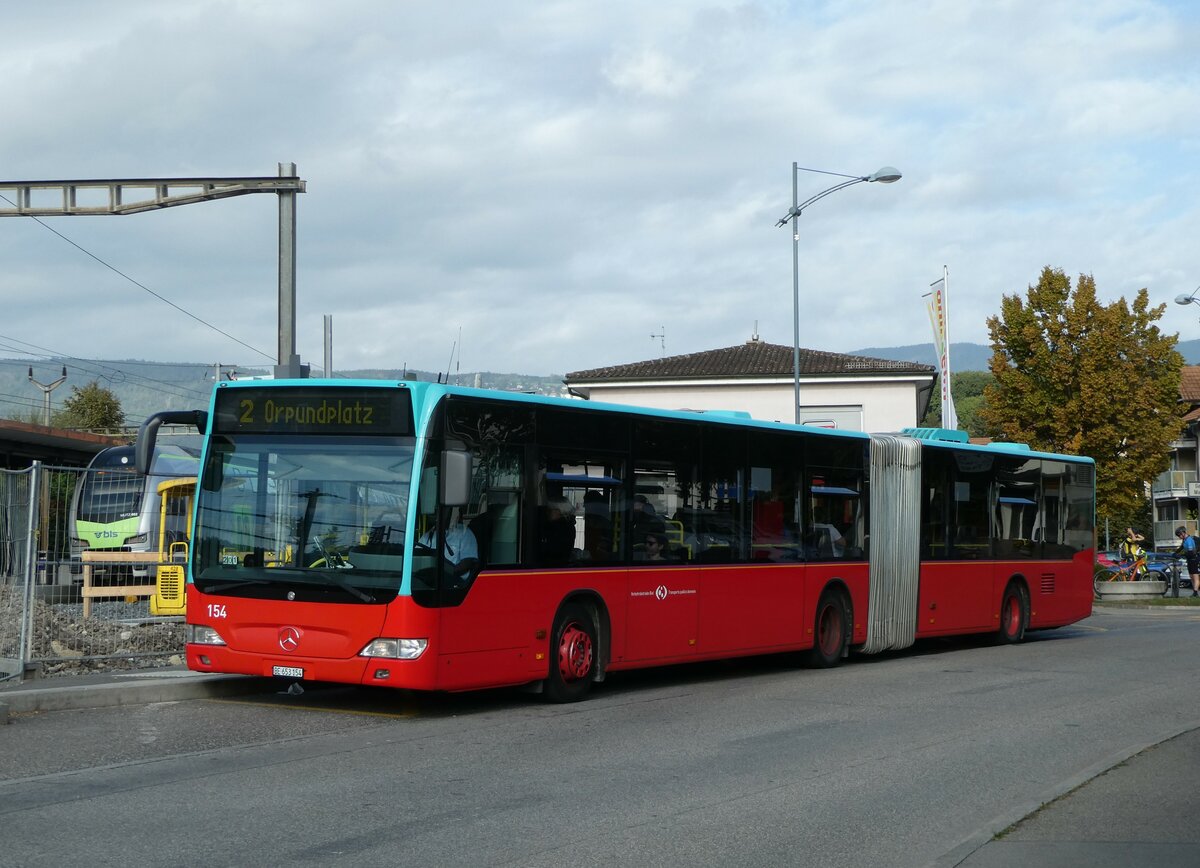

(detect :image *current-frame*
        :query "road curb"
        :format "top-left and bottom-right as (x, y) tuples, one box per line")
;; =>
(0, 674), (273, 715)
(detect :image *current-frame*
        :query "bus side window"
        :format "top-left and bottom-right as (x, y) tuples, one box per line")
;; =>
(488, 498), (520, 565)
(535, 453), (625, 568)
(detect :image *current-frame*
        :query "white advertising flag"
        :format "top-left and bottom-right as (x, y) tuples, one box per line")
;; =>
(923, 268), (958, 430)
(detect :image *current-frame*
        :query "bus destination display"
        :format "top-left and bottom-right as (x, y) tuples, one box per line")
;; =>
(214, 388), (412, 435)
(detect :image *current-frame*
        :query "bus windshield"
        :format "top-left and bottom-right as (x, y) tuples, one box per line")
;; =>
(192, 434), (415, 600)
(76, 443), (200, 523)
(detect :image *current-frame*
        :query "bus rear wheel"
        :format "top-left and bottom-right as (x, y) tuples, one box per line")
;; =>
(996, 582), (1029, 644)
(804, 589), (848, 668)
(545, 603), (597, 703)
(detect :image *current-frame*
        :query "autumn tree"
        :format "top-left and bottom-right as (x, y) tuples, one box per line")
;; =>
(54, 381), (126, 432)
(922, 371), (994, 437)
(982, 267), (1182, 525)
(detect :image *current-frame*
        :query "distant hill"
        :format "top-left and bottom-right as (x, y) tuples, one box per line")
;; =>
(852, 341), (1200, 370)
(14, 338), (1200, 430)
(850, 343), (994, 371)
(9, 360), (566, 429)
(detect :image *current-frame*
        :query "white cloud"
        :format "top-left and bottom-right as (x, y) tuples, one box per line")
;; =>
(0, 0), (1198, 382)
(603, 48), (696, 98)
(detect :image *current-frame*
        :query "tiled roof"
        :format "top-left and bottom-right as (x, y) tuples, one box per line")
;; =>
(1181, 366), (1200, 403)
(565, 340), (935, 383)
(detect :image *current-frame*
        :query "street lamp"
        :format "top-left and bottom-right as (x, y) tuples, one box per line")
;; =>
(1176, 286), (1200, 547)
(775, 164), (902, 424)
(1175, 287), (1200, 311)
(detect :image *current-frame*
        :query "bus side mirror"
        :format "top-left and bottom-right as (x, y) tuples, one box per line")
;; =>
(136, 410), (209, 474)
(442, 450), (472, 507)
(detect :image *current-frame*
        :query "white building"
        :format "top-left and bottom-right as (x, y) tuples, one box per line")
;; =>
(565, 338), (937, 432)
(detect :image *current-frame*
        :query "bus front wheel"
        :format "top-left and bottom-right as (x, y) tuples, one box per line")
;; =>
(804, 588), (848, 668)
(545, 603), (597, 703)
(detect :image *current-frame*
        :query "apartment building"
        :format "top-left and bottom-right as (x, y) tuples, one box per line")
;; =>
(1151, 366), (1200, 549)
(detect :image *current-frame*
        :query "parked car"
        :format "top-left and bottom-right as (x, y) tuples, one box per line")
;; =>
(1096, 550), (1184, 586)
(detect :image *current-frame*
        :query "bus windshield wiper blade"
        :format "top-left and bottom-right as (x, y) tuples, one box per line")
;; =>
(332, 578), (374, 603)
(203, 579), (272, 594)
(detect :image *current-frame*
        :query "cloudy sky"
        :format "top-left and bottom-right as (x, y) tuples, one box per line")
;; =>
(2, 0), (1198, 380)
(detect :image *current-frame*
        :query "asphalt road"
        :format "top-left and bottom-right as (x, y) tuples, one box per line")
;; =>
(2, 606), (1198, 868)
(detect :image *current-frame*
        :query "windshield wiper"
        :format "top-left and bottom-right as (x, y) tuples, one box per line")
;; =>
(202, 579), (273, 594)
(331, 578), (374, 603)
(202, 574), (374, 603)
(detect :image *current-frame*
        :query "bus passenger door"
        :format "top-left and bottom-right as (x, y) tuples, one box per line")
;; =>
(623, 563), (700, 663)
(622, 419), (703, 664)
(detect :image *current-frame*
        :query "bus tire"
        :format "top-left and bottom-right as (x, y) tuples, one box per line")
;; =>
(545, 602), (597, 703)
(996, 581), (1029, 644)
(804, 588), (848, 668)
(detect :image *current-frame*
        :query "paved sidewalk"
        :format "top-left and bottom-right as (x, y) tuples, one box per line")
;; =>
(936, 726), (1200, 867)
(0, 666), (271, 719)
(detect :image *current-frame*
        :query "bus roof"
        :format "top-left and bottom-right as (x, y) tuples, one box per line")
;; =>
(216, 377), (872, 442)
(214, 378), (1092, 464)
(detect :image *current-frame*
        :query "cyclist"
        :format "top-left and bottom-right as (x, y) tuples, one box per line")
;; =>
(1119, 528), (1147, 580)
(1174, 526), (1200, 597)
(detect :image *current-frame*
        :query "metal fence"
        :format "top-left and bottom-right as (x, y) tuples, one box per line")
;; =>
(0, 462), (185, 682)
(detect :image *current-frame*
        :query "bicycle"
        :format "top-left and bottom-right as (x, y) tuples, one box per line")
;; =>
(1094, 550), (1148, 598)
(1163, 556), (1185, 598)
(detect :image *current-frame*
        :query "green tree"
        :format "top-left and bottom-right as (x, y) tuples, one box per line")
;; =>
(981, 267), (1182, 525)
(53, 380), (126, 432)
(921, 371), (994, 437)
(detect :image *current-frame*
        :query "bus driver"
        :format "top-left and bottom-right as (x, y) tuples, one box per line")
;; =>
(419, 509), (480, 579)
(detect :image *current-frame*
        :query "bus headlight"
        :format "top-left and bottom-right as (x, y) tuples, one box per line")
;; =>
(359, 638), (427, 660)
(124, 533), (149, 546)
(186, 624), (227, 646)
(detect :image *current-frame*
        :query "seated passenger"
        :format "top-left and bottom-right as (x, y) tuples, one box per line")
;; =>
(810, 522), (846, 558)
(582, 490), (613, 562)
(632, 495), (658, 534)
(539, 499), (576, 566)
(641, 530), (669, 562)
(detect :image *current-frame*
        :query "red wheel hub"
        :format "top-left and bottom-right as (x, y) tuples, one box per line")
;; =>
(557, 622), (593, 682)
(1003, 595), (1020, 635)
(817, 604), (842, 656)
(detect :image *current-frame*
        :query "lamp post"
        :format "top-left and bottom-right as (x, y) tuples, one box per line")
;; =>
(775, 164), (901, 424)
(1175, 286), (1200, 541)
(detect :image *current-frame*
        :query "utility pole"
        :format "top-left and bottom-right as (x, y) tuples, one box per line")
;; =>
(28, 366), (66, 426)
(276, 161), (304, 379)
(323, 314), (333, 378)
(0, 165), (308, 378)
(210, 363), (239, 383)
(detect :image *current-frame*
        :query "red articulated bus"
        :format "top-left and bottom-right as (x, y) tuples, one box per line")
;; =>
(135, 379), (1096, 702)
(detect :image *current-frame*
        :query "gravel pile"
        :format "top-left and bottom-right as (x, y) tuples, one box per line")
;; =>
(0, 585), (184, 678)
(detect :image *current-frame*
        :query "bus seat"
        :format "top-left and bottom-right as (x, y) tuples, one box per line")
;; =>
(664, 519), (685, 545)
